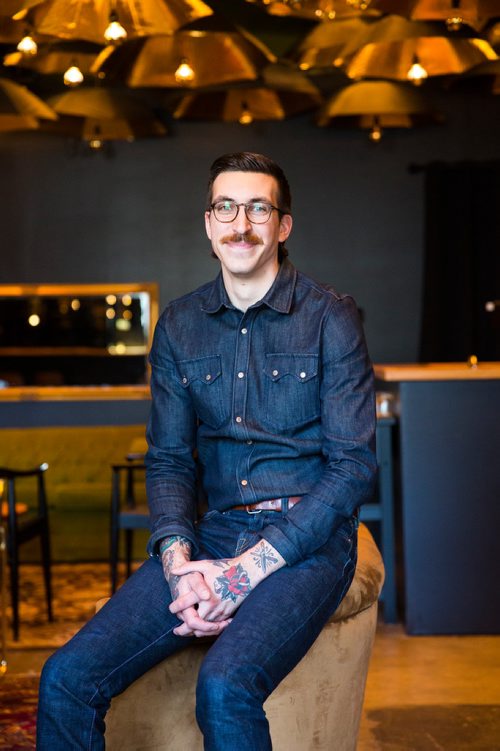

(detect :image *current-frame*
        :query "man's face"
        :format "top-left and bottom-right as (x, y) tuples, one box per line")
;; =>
(205, 171), (292, 283)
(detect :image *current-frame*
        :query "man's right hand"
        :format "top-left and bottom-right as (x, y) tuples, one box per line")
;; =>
(159, 536), (232, 637)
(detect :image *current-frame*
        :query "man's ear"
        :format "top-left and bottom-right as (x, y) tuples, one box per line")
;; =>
(279, 214), (293, 243)
(204, 211), (212, 241)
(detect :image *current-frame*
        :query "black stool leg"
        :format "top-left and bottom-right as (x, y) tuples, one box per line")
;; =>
(125, 529), (133, 580)
(110, 468), (120, 594)
(6, 478), (20, 641)
(40, 520), (53, 622)
(7, 541), (19, 642)
(38, 473), (53, 623)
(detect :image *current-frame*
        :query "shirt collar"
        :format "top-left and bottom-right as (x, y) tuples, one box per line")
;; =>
(200, 258), (297, 315)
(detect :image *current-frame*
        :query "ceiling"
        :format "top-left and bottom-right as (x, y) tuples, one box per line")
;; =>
(0, 0), (499, 144)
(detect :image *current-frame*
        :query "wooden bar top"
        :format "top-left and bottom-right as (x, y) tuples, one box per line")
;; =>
(374, 362), (500, 382)
(0, 385), (151, 401)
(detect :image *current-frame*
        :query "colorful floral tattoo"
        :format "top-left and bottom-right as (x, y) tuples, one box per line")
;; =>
(214, 563), (252, 603)
(250, 542), (279, 574)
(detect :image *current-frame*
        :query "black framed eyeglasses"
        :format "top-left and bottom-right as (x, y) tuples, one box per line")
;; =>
(209, 200), (282, 224)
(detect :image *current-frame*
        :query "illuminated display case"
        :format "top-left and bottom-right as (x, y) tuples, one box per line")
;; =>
(0, 284), (158, 387)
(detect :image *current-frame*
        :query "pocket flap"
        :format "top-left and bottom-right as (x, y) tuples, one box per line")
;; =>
(177, 355), (222, 387)
(263, 354), (318, 383)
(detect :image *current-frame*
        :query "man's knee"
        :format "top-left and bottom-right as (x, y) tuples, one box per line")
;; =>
(40, 644), (98, 708)
(196, 656), (266, 722)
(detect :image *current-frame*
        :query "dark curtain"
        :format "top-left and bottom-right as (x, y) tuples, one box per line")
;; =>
(419, 160), (500, 361)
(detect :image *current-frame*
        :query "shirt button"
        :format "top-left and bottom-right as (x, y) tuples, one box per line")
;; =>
(235, 416), (242, 423)
(205, 374), (212, 381)
(182, 377), (187, 384)
(272, 369), (279, 377)
(300, 371), (306, 379)
(237, 372), (245, 379)
(241, 328), (248, 335)
(241, 479), (248, 486)
(247, 440), (253, 445)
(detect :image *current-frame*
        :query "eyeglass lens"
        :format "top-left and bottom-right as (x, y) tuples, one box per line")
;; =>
(212, 201), (274, 223)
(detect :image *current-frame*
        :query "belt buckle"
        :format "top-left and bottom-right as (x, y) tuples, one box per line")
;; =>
(245, 505), (262, 514)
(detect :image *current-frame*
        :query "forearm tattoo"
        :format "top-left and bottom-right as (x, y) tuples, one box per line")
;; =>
(250, 542), (279, 574)
(214, 563), (252, 603)
(160, 536), (191, 600)
(159, 535), (191, 557)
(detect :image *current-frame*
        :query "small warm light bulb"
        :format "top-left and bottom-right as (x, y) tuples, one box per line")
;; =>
(407, 61), (428, 85)
(122, 294), (132, 306)
(347, 0), (371, 9)
(368, 119), (382, 142)
(175, 59), (195, 84)
(106, 294), (117, 305)
(28, 314), (40, 327)
(104, 12), (128, 43)
(239, 105), (253, 125)
(71, 299), (80, 311)
(17, 34), (37, 56)
(446, 15), (463, 31)
(63, 65), (84, 87)
(106, 308), (116, 319)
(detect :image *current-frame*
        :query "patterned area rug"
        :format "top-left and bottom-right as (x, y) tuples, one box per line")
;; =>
(1, 563), (142, 750)
(5, 562), (141, 649)
(0, 674), (38, 750)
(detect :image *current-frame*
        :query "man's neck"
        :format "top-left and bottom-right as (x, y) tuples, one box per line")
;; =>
(221, 263), (280, 312)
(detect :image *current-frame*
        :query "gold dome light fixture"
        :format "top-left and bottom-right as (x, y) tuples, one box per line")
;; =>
(342, 16), (498, 82)
(0, 76), (58, 133)
(246, 0), (381, 21)
(316, 79), (443, 141)
(91, 28), (275, 88)
(25, 0), (213, 46)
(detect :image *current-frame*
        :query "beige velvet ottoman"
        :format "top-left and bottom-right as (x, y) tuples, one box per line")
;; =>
(105, 523), (384, 751)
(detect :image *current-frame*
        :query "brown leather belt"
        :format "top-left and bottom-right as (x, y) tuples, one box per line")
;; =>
(232, 496), (303, 513)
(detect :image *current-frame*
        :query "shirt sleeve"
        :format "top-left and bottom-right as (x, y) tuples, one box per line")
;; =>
(145, 313), (199, 558)
(259, 295), (377, 566)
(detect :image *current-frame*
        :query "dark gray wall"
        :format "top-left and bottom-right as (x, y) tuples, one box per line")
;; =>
(1, 87), (499, 363)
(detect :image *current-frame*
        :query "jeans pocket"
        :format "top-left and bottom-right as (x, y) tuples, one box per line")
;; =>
(176, 354), (227, 429)
(262, 353), (320, 431)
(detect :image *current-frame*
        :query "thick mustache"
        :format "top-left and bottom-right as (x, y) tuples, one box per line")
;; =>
(221, 231), (262, 245)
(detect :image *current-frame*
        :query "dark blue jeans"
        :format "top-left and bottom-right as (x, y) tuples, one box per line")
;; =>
(37, 510), (357, 751)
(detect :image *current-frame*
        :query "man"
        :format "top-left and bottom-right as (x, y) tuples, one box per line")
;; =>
(37, 152), (376, 750)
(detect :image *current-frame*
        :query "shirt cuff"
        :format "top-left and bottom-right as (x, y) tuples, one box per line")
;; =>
(147, 523), (199, 559)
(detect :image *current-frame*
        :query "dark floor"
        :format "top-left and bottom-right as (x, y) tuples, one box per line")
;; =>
(358, 624), (500, 750)
(2, 561), (500, 750)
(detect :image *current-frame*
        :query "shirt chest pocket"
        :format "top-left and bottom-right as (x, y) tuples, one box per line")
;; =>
(263, 353), (320, 431)
(176, 355), (227, 429)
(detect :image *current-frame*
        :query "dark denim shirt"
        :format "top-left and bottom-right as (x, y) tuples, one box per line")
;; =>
(145, 259), (376, 566)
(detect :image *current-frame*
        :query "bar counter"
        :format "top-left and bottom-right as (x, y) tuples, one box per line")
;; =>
(375, 362), (500, 635)
(0, 385), (151, 428)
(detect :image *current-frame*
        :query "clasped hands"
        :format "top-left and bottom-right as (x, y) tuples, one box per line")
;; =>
(161, 535), (284, 638)
(168, 557), (251, 638)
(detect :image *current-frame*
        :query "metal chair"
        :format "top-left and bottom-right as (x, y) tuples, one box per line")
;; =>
(0, 463), (53, 641)
(110, 457), (148, 594)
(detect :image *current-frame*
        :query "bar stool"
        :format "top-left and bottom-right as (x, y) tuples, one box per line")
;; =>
(110, 457), (148, 594)
(0, 463), (53, 641)
(360, 416), (398, 622)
